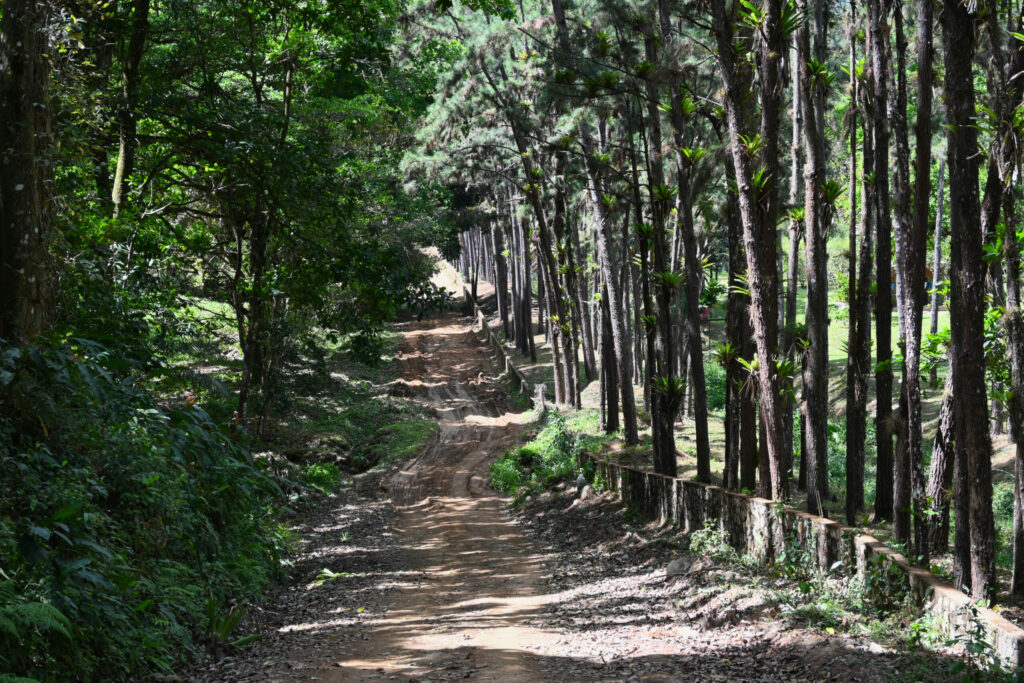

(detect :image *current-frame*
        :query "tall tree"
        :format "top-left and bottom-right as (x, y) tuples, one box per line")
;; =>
(844, 1), (860, 525)
(903, 0), (934, 558)
(796, 0), (829, 515)
(869, 0), (895, 523)
(942, 0), (995, 598)
(711, 0), (789, 499)
(656, 0), (712, 482)
(0, 0), (54, 340)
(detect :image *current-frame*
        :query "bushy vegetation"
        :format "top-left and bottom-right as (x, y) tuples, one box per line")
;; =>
(489, 411), (608, 500)
(703, 362), (727, 412)
(0, 340), (286, 679)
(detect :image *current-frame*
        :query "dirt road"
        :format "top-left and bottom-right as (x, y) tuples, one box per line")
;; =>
(318, 313), (552, 681)
(201, 310), (962, 683)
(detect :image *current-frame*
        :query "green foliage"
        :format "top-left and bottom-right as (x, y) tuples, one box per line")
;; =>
(0, 579), (72, 676)
(949, 602), (1002, 679)
(302, 462), (342, 494)
(862, 554), (910, 614)
(0, 340), (281, 679)
(489, 412), (607, 500)
(700, 279), (726, 308)
(687, 520), (737, 563)
(367, 420), (437, 470)
(703, 363), (727, 411)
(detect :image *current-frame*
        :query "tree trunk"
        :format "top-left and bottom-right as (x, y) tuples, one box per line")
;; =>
(1006, 190), (1024, 593)
(712, 0), (788, 500)
(581, 122), (639, 445)
(870, 0), (895, 524)
(902, 0), (933, 559)
(111, 0), (151, 215)
(927, 371), (955, 553)
(601, 279), (620, 434)
(930, 160), (946, 388)
(844, 1), (860, 525)
(796, 0), (829, 516)
(657, 0), (711, 482)
(0, 0), (53, 341)
(849, 64), (875, 521)
(491, 222), (511, 341)
(642, 33), (682, 477)
(942, 1), (995, 599)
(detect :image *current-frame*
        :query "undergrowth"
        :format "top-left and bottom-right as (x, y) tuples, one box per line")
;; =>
(0, 324), (430, 681)
(683, 520), (1017, 680)
(0, 339), (285, 680)
(489, 410), (609, 502)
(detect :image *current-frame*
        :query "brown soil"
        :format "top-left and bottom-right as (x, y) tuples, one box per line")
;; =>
(196, 311), (965, 683)
(320, 314), (548, 681)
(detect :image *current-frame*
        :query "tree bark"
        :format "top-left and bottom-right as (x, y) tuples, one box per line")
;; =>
(929, 161), (946, 387)
(111, 0), (151, 215)
(942, 0), (995, 599)
(0, 0), (53, 341)
(845, 1), (860, 525)
(870, 0), (895, 524)
(642, 32), (682, 477)
(1006, 189), (1024, 594)
(903, 0), (933, 559)
(601, 279), (620, 434)
(657, 0), (711, 482)
(796, 0), (829, 516)
(711, 0), (789, 500)
(490, 221), (511, 341)
(927, 371), (955, 553)
(849, 61), (875, 521)
(581, 122), (640, 445)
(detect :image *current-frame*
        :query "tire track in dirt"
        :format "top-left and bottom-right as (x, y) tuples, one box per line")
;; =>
(317, 312), (553, 682)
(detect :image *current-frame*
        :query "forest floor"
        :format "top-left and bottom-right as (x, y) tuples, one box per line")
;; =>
(193, 306), (968, 682)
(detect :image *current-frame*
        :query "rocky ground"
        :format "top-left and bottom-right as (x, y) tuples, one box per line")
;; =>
(513, 481), (967, 681)
(188, 310), (972, 683)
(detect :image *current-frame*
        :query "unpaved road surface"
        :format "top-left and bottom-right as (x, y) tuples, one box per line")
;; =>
(320, 313), (550, 681)
(199, 311), (962, 682)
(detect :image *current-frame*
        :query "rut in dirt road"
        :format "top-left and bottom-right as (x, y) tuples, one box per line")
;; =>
(319, 312), (556, 681)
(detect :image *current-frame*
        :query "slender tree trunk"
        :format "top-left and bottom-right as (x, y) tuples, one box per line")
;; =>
(845, 2), (860, 525)
(582, 122), (639, 445)
(642, 33), (682, 477)
(903, 0), (933, 559)
(943, 0), (995, 599)
(570, 217), (596, 382)
(890, 0), (912, 546)
(724, 153), (751, 491)
(712, 0), (788, 500)
(657, 0), (711, 482)
(870, 0), (895, 523)
(601, 280), (620, 434)
(930, 161), (946, 388)
(797, 0), (829, 516)
(111, 0), (151, 215)
(1006, 190), (1024, 594)
(927, 371), (955, 554)
(491, 222), (511, 341)
(849, 69), (875, 519)
(784, 35), (802, 484)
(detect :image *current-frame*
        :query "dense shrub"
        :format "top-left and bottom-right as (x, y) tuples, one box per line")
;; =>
(0, 339), (285, 680)
(703, 362), (727, 412)
(489, 412), (603, 497)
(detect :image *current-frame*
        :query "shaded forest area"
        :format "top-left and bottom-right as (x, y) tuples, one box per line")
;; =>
(417, 0), (1024, 623)
(0, 0), (461, 679)
(4, 0), (1024, 679)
